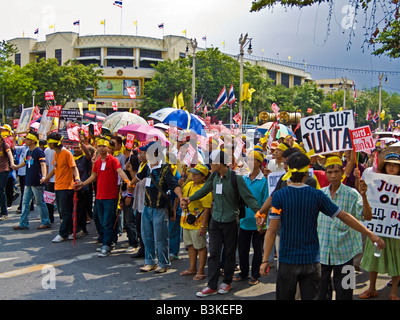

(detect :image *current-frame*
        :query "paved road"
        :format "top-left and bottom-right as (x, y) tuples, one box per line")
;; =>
(0, 202), (396, 301)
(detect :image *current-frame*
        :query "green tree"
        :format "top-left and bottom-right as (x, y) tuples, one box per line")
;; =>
(250, 0), (400, 58)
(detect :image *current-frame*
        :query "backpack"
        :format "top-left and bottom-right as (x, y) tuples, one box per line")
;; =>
(209, 170), (246, 219)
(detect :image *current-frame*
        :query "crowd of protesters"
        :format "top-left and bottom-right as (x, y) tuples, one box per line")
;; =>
(0, 121), (399, 300)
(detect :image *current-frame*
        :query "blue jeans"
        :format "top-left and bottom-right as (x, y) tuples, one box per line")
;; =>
(19, 185), (50, 228)
(96, 199), (118, 249)
(142, 206), (170, 268)
(0, 171), (9, 216)
(55, 189), (74, 238)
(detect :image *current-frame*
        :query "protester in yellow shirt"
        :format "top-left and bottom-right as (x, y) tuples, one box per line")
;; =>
(180, 164), (212, 281)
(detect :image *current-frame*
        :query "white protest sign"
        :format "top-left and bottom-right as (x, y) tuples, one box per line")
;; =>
(44, 191), (56, 204)
(234, 137), (245, 160)
(363, 171), (400, 239)
(300, 110), (354, 155)
(183, 144), (196, 167)
(350, 125), (374, 153)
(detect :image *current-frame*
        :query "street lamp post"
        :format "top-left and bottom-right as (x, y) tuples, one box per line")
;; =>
(187, 38), (197, 114)
(238, 33), (252, 133)
(32, 90), (36, 108)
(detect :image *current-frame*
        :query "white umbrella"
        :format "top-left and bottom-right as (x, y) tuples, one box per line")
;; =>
(103, 112), (147, 133)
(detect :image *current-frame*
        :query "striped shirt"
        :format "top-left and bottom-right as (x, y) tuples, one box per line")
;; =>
(318, 183), (364, 265)
(271, 185), (340, 264)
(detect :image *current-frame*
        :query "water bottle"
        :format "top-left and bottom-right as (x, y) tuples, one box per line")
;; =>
(373, 242), (381, 258)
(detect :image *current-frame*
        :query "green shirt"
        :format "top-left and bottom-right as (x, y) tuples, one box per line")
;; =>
(189, 167), (261, 223)
(318, 183), (364, 265)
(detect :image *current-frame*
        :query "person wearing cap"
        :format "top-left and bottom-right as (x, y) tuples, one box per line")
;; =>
(129, 141), (183, 274)
(44, 132), (81, 243)
(0, 126), (16, 220)
(267, 142), (288, 173)
(359, 150), (400, 300)
(181, 150), (261, 297)
(180, 164), (212, 281)
(259, 152), (385, 300)
(234, 149), (269, 286)
(75, 137), (132, 257)
(317, 156), (372, 300)
(12, 131), (51, 230)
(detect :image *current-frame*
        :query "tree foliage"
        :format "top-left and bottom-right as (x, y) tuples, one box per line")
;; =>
(250, 0), (400, 58)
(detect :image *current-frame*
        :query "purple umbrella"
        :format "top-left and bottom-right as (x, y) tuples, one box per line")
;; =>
(117, 123), (170, 146)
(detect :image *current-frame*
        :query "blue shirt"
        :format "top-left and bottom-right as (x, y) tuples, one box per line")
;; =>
(25, 147), (46, 186)
(240, 171), (268, 230)
(271, 185), (341, 264)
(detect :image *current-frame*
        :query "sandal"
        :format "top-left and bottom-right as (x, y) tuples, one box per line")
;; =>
(180, 270), (196, 276)
(232, 274), (249, 282)
(249, 277), (260, 285)
(389, 295), (400, 300)
(358, 289), (379, 299)
(193, 273), (206, 281)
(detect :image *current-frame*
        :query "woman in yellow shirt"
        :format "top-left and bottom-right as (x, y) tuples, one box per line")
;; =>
(180, 164), (212, 280)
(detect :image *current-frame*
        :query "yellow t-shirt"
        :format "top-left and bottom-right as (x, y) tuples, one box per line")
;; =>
(181, 181), (212, 230)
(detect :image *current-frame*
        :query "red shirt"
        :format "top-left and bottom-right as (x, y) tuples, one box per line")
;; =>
(93, 154), (121, 200)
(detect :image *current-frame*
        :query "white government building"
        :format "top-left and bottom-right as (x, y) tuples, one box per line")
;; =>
(8, 32), (313, 113)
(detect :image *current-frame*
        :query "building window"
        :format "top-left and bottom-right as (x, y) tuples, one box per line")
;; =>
(55, 49), (62, 65)
(107, 59), (133, 68)
(36, 52), (46, 62)
(15, 53), (21, 66)
(79, 60), (100, 67)
(281, 73), (290, 88)
(140, 49), (162, 59)
(80, 48), (101, 57)
(294, 76), (302, 86)
(267, 70), (276, 84)
(139, 60), (158, 69)
(107, 47), (133, 56)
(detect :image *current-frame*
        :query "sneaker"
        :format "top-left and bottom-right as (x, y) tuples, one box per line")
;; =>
(98, 248), (111, 257)
(52, 235), (67, 243)
(140, 264), (158, 272)
(67, 231), (86, 240)
(218, 283), (231, 294)
(155, 266), (169, 274)
(196, 287), (218, 298)
(125, 246), (138, 253)
(0, 215), (8, 221)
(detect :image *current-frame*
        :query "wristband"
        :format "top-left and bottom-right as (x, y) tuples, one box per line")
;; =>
(261, 261), (269, 264)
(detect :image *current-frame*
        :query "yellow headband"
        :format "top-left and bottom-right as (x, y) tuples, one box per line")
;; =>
(248, 150), (264, 162)
(26, 133), (39, 143)
(325, 156), (343, 168)
(48, 136), (63, 146)
(97, 139), (109, 147)
(282, 165), (309, 181)
(277, 143), (288, 151)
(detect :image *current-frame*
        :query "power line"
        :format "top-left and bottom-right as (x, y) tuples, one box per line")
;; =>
(246, 54), (400, 76)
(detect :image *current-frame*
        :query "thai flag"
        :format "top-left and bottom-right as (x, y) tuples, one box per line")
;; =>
(34, 28), (39, 34)
(195, 98), (203, 113)
(228, 84), (235, 106)
(202, 36), (207, 41)
(158, 23), (164, 29)
(113, 1), (122, 8)
(215, 86), (227, 110)
(372, 112), (379, 124)
(73, 20), (80, 26)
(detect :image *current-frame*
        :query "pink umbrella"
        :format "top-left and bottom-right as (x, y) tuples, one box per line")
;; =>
(117, 123), (170, 146)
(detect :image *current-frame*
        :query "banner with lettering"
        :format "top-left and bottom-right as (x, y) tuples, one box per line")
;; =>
(350, 125), (374, 153)
(300, 110), (355, 155)
(363, 171), (400, 239)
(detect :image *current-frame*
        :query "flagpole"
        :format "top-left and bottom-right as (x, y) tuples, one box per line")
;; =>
(120, 5), (123, 34)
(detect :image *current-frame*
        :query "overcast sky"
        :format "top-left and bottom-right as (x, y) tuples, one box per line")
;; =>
(1, 0), (399, 93)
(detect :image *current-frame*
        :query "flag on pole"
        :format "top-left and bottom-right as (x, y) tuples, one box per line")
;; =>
(353, 80), (357, 103)
(215, 86), (228, 110)
(178, 92), (184, 109)
(100, 20), (105, 25)
(49, 24), (55, 30)
(366, 109), (372, 121)
(228, 84), (235, 106)
(158, 23), (164, 29)
(113, 0), (123, 8)
(34, 28), (39, 34)
(202, 36), (207, 41)
(73, 20), (80, 26)
(172, 95), (178, 109)
(195, 98), (203, 113)
(371, 112), (379, 124)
